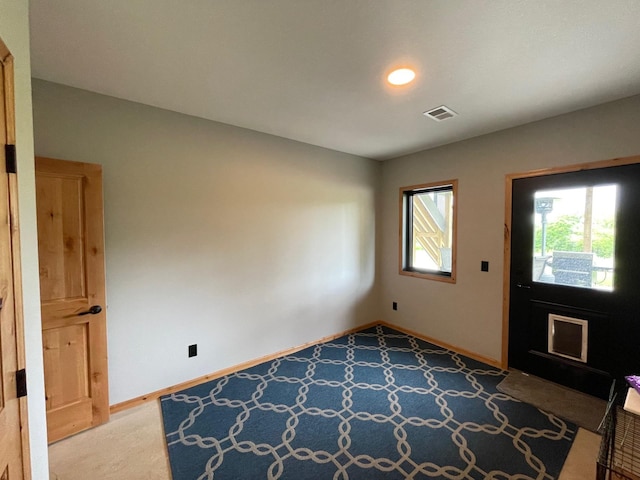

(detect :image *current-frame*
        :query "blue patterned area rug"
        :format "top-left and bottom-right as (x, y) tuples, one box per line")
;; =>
(160, 325), (576, 479)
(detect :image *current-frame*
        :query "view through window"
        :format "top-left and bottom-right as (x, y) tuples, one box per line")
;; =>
(533, 185), (617, 291)
(401, 180), (457, 282)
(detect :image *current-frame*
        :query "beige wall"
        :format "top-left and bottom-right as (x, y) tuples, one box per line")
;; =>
(379, 94), (640, 363)
(0, 2), (49, 478)
(31, 79), (381, 405)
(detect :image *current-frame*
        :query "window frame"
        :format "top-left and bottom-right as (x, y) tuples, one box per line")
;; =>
(399, 179), (458, 283)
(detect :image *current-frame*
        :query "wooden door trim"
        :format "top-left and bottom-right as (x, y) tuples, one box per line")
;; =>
(502, 154), (640, 370)
(1, 37), (31, 479)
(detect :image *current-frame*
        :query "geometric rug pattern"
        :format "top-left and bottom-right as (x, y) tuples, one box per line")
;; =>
(161, 325), (576, 479)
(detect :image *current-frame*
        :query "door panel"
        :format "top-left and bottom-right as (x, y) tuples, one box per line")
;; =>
(36, 157), (109, 443)
(509, 163), (640, 398)
(37, 175), (86, 301)
(42, 325), (90, 409)
(0, 40), (26, 479)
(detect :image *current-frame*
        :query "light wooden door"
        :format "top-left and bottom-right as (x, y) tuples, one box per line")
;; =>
(35, 157), (109, 443)
(0, 38), (27, 480)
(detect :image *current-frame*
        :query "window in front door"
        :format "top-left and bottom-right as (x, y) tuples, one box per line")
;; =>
(532, 184), (617, 291)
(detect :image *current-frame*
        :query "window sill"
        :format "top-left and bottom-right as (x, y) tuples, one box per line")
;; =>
(399, 269), (456, 284)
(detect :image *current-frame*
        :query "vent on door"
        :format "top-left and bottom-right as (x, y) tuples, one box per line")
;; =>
(423, 105), (457, 121)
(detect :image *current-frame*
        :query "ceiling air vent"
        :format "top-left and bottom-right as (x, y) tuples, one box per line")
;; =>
(423, 105), (457, 122)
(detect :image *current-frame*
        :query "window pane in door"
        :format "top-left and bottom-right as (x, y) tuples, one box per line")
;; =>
(532, 185), (617, 291)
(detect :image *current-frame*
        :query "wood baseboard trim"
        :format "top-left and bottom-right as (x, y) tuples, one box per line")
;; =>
(110, 320), (500, 414)
(377, 321), (502, 369)
(109, 321), (380, 414)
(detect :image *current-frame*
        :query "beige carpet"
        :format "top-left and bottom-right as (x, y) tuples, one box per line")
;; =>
(48, 399), (601, 479)
(497, 369), (608, 432)
(48, 401), (171, 480)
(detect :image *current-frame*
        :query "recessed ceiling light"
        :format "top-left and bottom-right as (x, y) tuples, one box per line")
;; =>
(387, 68), (416, 86)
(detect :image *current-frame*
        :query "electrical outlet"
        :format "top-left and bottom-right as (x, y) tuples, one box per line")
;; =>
(188, 344), (197, 357)
(392, 302), (398, 311)
(481, 261), (489, 272)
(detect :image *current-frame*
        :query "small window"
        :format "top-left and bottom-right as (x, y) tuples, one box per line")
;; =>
(400, 180), (457, 282)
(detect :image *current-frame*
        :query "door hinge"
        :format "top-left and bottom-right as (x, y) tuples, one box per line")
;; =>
(5, 144), (17, 174)
(16, 368), (27, 398)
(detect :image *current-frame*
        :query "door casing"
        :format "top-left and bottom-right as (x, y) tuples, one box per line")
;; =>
(0, 35), (30, 480)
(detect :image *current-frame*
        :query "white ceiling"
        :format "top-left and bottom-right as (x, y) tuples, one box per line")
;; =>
(28, 0), (640, 160)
